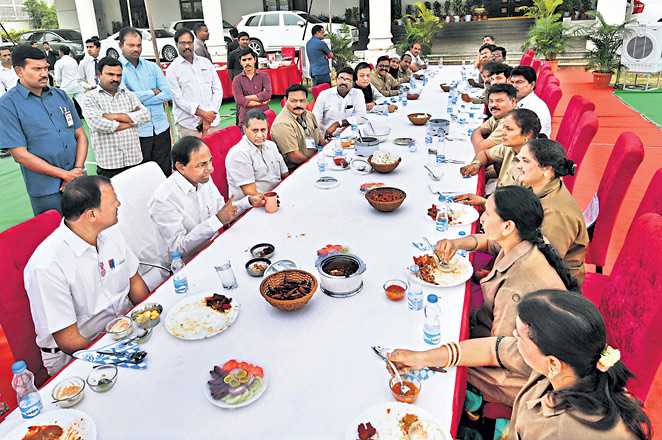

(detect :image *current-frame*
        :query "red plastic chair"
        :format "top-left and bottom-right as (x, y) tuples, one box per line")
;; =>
(583, 213), (662, 403)
(633, 168), (662, 223)
(526, 49), (535, 57)
(280, 97), (287, 108)
(531, 57), (542, 72)
(539, 62), (551, 74)
(311, 83), (330, 100)
(540, 84), (563, 116)
(585, 132), (645, 273)
(202, 125), (243, 200)
(535, 70), (551, 97)
(281, 47), (295, 61)
(563, 111), (599, 194)
(0, 210), (61, 392)
(555, 95), (596, 150)
(519, 53), (533, 67)
(265, 109), (276, 141)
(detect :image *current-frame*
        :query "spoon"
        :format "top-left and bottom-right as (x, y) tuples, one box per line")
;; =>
(423, 237), (449, 269)
(386, 356), (410, 394)
(97, 350), (147, 363)
(424, 165), (442, 181)
(117, 328), (149, 347)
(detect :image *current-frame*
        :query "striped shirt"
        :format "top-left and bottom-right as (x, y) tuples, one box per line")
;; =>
(232, 70), (272, 127)
(82, 87), (150, 169)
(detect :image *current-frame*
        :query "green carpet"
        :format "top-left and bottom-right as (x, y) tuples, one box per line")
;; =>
(0, 99), (287, 233)
(613, 88), (662, 128)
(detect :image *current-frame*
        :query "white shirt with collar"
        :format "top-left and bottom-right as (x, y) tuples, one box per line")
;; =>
(518, 91), (552, 137)
(24, 221), (138, 351)
(78, 54), (99, 90)
(165, 54), (224, 130)
(54, 54), (84, 96)
(0, 64), (18, 97)
(148, 171), (251, 264)
(405, 50), (425, 66)
(312, 87), (367, 135)
(226, 135), (288, 200)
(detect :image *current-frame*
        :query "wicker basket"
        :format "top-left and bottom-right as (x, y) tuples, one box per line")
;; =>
(407, 113), (431, 125)
(367, 155), (401, 174)
(259, 270), (317, 311)
(365, 187), (407, 212)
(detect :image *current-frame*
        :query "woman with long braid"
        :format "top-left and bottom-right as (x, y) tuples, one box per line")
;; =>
(434, 185), (579, 406)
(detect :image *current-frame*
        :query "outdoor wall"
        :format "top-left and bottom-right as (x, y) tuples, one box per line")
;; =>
(0, 20), (30, 31)
(54, 0), (81, 31)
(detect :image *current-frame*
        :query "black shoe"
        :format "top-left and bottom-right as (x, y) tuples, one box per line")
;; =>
(0, 149), (11, 158)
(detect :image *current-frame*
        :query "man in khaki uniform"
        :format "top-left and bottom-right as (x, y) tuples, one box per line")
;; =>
(397, 54), (412, 84)
(370, 55), (399, 97)
(271, 84), (322, 172)
(470, 83), (517, 153)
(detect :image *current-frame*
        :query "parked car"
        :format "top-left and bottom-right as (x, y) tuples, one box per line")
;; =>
(18, 29), (85, 61)
(168, 19), (236, 43)
(236, 10), (359, 56)
(99, 28), (178, 62)
(632, 0), (662, 23)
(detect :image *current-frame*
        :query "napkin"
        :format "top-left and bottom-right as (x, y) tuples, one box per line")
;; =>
(73, 339), (146, 369)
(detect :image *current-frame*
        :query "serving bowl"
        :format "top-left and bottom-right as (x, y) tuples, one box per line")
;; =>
(130, 303), (163, 329)
(407, 89), (422, 100)
(355, 137), (380, 157)
(408, 113), (432, 125)
(390, 374), (421, 403)
(367, 155), (401, 174)
(440, 84), (450, 92)
(251, 243), (275, 259)
(86, 364), (118, 392)
(384, 279), (408, 301)
(315, 253), (366, 298)
(246, 258), (271, 277)
(105, 316), (132, 340)
(362, 125), (391, 143)
(260, 269), (317, 311)
(268, 62), (280, 69)
(365, 187), (406, 212)
(281, 60), (292, 66)
(51, 376), (85, 407)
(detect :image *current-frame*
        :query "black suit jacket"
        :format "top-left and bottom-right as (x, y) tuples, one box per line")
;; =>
(44, 50), (58, 70)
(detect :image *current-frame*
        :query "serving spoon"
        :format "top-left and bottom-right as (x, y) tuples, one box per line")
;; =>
(423, 237), (449, 269)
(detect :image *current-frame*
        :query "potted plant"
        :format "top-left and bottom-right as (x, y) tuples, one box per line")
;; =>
(433, 1), (442, 17)
(444, 0), (452, 21)
(482, 10), (489, 20)
(452, 0), (462, 22)
(395, 1), (444, 55)
(578, 11), (634, 88)
(522, 0), (572, 71)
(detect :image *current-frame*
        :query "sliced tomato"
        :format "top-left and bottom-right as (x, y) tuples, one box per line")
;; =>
(223, 359), (238, 371)
(253, 366), (264, 378)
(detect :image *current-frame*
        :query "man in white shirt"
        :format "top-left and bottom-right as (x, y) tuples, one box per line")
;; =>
(54, 46), (84, 107)
(166, 28), (223, 139)
(24, 175), (150, 376)
(78, 36), (101, 90)
(149, 136), (265, 264)
(405, 42), (427, 72)
(226, 109), (288, 202)
(353, 62), (397, 114)
(509, 66), (551, 137)
(312, 66), (367, 140)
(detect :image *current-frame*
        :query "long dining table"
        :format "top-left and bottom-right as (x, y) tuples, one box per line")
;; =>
(0, 66), (484, 440)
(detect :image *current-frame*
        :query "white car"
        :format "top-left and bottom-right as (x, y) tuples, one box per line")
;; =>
(168, 19), (236, 43)
(100, 28), (178, 62)
(236, 10), (359, 56)
(631, 0), (662, 23)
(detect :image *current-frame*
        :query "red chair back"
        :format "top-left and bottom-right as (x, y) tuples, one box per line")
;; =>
(265, 109), (276, 141)
(526, 49), (535, 57)
(0, 210), (61, 392)
(280, 97), (286, 108)
(633, 168), (662, 223)
(586, 132), (644, 269)
(535, 70), (551, 97)
(531, 57), (542, 72)
(519, 53), (533, 67)
(564, 111), (599, 194)
(311, 83), (329, 100)
(202, 125), (243, 199)
(591, 213), (662, 402)
(541, 84), (563, 116)
(539, 62), (551, 74)
(555, 95), (596, 150)
(281, 47), (295, 60)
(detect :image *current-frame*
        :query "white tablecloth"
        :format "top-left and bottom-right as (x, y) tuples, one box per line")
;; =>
(1, 66), (482, 440)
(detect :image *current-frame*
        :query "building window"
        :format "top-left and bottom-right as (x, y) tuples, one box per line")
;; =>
(264, 0), (290, 11)
(180, 0), (203, 19)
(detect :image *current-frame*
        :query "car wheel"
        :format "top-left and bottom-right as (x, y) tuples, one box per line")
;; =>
(107, 48), (119, 59)
(249, 39), (265, 57)
(162, 45), (177, 62)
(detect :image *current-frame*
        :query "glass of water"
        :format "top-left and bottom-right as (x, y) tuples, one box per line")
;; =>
(215, 260), (238, 289)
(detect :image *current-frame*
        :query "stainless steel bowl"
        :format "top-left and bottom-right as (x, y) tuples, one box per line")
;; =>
(362, 126), (391, 143)
(315, 253), (366, 298)
(130, 303), (163, 329)
(355, 136), (380, 157)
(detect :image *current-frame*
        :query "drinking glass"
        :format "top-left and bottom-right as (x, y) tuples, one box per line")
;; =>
(215, 260), (238, 289)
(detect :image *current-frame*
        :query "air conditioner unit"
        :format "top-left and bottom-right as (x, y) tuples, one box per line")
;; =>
(621, 23), (662, 74)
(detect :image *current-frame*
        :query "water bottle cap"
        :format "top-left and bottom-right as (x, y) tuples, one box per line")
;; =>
(12, 360), (27, 374)
(409, 264), (420, 274)
(459, 231), (466, 236)
(427, 294), (438, 303)
(172, 252), (181, 259)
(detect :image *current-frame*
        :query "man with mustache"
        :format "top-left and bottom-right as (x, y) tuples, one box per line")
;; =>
(271, 83), (322, 172)
(474, 35), (495, 69)
(509, 65), (551, 137)
(396, 53), (413, 84)
(227, 31), (250, 81)
(370, 55), (399, 97)
(388, 55), (400, 79)
(353, 62), (397, 114)
(463, 62), (511, 107)
(312, 66), (366, 140)
(82, 57), (150, 178)
(405, 42), (427, 72)
(118, 27), (174, 177)
(167, 28), (223, 139)
(232, 48), (271, 128)
(470, 83), (517, 153)
(25, 175), (150, 376)
(0, 45), (88, 215)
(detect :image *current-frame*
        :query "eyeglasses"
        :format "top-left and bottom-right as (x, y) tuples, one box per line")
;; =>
(491, 54), (502, 59)
(377, 65), (390, 70)
(337, 77), (354, 84)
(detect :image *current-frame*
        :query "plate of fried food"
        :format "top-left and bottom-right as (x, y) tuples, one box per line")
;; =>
(345, 402), (449, 440)
(4, 409), (96, 440)
(425, 202), (479, 226)
(165, 292), (239, 340)
(409, 254), (473, 288)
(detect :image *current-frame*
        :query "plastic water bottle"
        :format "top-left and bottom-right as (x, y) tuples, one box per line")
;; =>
(408, 265), (423, 311)
(171, 252), (189, 294)
(408, 140), (417, 153)
(436, 199), (449, 232)
(423, 295), (441, 345)
(334, 133), (342, 158)
(462, 57), (466, 69)
(382, 101), (389, 117)
(436, 137), (446, 164)
(317, 146), (326, 174)
(439, 56), (444, 68)
(12, 361), (43, 419)
(457, 231), (468, 257)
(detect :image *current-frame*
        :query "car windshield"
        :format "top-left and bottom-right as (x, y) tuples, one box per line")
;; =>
(296, 13), (323, 23)
(54, 30), (82, 41)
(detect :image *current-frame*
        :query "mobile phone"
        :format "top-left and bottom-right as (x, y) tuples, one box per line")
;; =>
(196, 122), (204, 133)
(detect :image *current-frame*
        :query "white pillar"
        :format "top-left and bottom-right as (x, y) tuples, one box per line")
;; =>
(201, 0), (227, 62)
(364, 0), (393, 65)
(596, 0), (627, 24)
(74, 0), (99, 42)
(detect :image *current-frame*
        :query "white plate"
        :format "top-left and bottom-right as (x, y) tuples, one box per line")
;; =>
(165, 293), (239, 340)
(408, 254), (473, 288)
(351, 159), (373, 174)
(314, 177), (340, 189)
(4, 409), (97, 440)
(323, 143), (355, 157)
(327, 158), (352, 171)
(345, 401), (450, 440)
(424, 202), (480, 226)
(204, 360), (269, 409)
